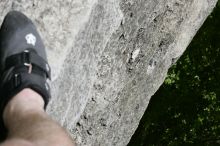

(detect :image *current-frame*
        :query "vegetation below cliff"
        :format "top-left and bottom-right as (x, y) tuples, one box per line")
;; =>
(129, 2), (220, 146)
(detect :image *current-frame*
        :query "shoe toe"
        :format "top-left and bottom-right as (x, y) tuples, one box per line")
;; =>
(0, 11), (47, 71)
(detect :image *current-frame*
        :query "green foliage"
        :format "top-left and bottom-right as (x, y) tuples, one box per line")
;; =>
(128, 2), (220, 146)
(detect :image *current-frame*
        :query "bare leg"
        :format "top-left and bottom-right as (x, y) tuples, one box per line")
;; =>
(0, 88), (75, 146)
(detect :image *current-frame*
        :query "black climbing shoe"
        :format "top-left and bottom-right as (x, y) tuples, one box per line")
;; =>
(0, 11), (51, 140)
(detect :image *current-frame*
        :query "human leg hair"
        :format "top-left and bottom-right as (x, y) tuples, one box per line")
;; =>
(1, 88), (75, 146)
(0, 139), (35, 146)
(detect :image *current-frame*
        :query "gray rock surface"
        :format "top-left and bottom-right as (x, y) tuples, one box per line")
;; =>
(0, 0), (217, 145)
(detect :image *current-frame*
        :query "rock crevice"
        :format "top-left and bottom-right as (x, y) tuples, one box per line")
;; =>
(0, 0), (217, 145)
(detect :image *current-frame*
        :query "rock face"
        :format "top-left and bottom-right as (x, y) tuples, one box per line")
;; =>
(0, 0), (217, 145)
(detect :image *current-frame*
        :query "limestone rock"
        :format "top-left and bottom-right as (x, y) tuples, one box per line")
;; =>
(0, 0), (217, 145)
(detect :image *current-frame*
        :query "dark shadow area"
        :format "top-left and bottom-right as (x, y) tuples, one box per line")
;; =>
(128, 1), (220, 146)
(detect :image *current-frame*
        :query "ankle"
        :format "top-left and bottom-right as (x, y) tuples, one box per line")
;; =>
(3, 88), (45, 126)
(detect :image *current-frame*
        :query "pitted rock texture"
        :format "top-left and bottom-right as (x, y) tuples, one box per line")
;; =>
(0, 0), (217, 145)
